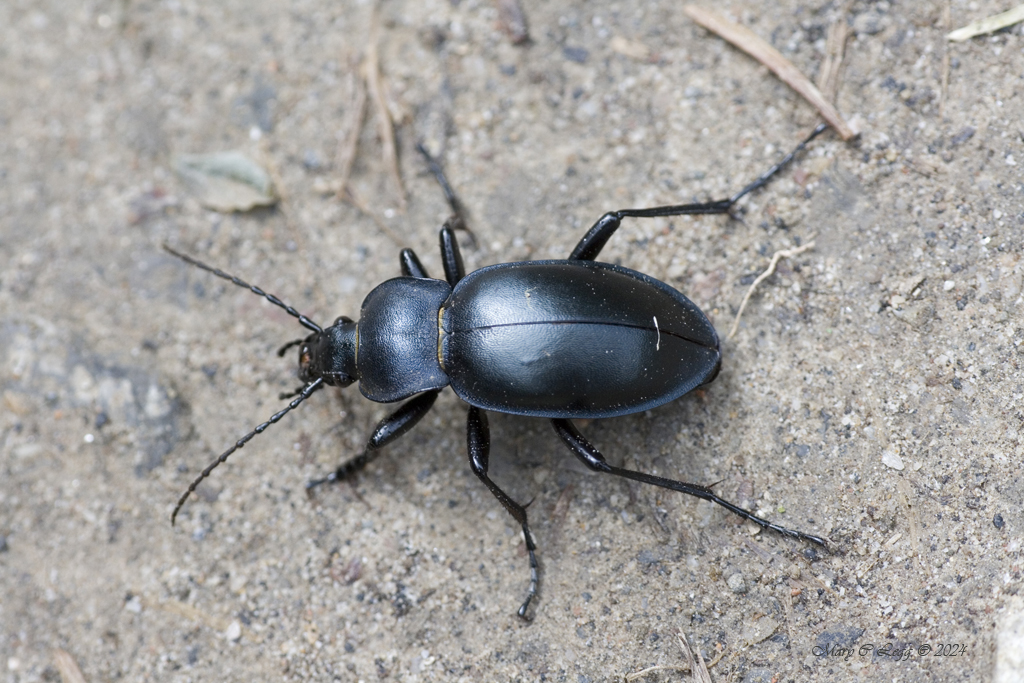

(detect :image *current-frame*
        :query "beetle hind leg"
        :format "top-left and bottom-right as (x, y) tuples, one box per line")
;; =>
(551, 418), (828, 547)
(466, 406), (540, 619)
(307, 389), (440, 488)
(567, 124), (828, 261)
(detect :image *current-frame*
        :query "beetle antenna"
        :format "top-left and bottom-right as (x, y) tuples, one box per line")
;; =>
(171, 377), (325, 525)
(163, 244), (323, 334)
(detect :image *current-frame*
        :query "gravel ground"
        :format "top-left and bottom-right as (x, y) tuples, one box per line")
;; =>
(2, 0), (1022, 681)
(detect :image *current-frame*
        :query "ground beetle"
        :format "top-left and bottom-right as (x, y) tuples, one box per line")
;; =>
(166, 124), (829, 619)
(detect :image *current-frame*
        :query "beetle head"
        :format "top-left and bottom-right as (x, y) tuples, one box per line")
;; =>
(298, 316), (358, 387)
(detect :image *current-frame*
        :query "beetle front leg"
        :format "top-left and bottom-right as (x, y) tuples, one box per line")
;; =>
(466, 406), (540, 619)
(400, 248), (430, 278)
(439, 225), (466, 286)
(551, 418), (828, 547)
(307, 389), (440, 488)
(568, 124), (828, 261)
(417, 142), (469, 236)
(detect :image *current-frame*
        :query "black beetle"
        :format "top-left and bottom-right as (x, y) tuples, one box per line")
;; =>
(166, 124), (829, 618)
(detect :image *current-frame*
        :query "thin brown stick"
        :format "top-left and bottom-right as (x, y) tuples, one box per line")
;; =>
(365, 7), (407, 211)
(335, 58), (368, 202)
(728, 240), (816, 339)
(683, 6), (855, 141)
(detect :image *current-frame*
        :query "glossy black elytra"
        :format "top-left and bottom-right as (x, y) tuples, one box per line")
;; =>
(166, 124), (829, 619)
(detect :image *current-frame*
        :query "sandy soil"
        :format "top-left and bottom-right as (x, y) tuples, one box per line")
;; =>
(2, 0), (1022, 681)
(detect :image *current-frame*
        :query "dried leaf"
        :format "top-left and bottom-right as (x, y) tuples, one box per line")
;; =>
(174, 151), (277, 212)
(610, 36), (651, 61)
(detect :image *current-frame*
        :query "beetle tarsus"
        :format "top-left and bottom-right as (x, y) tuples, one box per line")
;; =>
(517, 523), (539, 621)
(551, 418), (827, 548)
(466, 406), (540, 619)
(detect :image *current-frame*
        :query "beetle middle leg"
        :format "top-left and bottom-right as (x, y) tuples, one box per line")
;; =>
(308, 389), (441, 488)
(466, 406), (540, 619)
(568, 124), (828, 261)
(551, 418), (827, 546)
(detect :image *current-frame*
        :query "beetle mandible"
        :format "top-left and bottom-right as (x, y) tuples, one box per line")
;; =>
(166, 124), (829, 619)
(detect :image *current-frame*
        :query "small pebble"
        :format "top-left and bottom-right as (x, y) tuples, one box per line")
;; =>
(727, 572), (747, 594)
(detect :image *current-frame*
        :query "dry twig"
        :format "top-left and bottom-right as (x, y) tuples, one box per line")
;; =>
(728, 240), (816, 339)
(683, 6), (855, 141)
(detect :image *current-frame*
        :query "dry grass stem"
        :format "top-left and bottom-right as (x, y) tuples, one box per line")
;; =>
(624, 665), (691, 682)
(335, 60), (368, 202)
(728, 241), (816, 339)
(947, 3), (1024, 41)
(683, 6), (855, 140)
(941, 0), (952, 116)
(364, 10), (407, 211)
(678, 632), (714, 683)
(816, 19), (851, 103)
